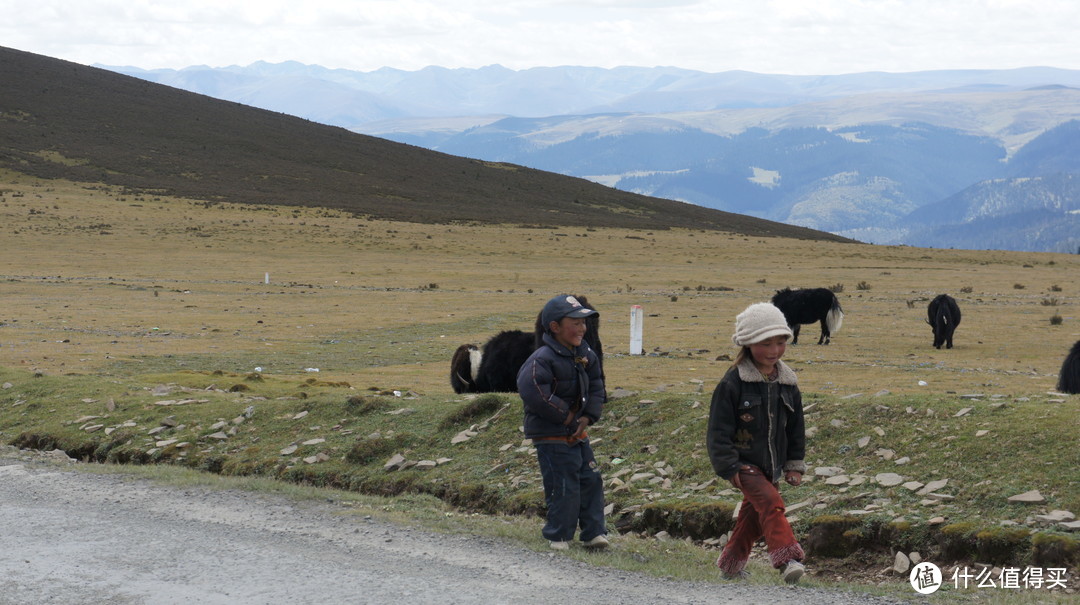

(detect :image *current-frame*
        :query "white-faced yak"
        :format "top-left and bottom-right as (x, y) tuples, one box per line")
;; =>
(927, 294), (961, 349)
(450, 295), (602, 393)
(771, 287), (844, 345)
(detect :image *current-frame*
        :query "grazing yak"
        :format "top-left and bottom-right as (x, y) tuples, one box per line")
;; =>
(450, 295), (602, 394)
(1058, 340), (1080, 394)
(771, 287), (844, 345)
(927, 294), (961, 349)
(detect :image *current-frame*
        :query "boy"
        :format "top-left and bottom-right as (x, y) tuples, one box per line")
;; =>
(517, 294), (608, 550)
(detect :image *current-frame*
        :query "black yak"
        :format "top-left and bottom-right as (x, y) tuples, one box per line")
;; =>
(927, 294), (961, 349)
(1057, 340), (1080, 394)
(771, 287), (844, 345)
(450, 295), (602, 393)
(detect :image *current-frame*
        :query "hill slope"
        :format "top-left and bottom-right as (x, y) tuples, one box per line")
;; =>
(0, 46), (845, 241)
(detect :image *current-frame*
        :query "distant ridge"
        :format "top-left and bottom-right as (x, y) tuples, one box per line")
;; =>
(0, 46), (847, 241)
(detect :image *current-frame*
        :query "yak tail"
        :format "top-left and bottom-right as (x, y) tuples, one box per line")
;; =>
(827, 301), (844, 335)
(450, 344), (482, 394)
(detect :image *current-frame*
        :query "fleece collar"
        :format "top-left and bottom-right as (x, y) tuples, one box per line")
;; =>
(736, 357), (798, 386)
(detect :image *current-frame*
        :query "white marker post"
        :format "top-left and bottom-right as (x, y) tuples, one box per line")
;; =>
(630, 305), (644, 355)
(264, 272), (270, 284)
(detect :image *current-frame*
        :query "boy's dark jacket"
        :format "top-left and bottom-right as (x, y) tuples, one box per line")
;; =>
(707, 358), (807, 482)
(517, 333), (605, 439)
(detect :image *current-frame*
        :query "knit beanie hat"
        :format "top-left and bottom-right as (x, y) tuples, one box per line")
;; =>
(732, 302), (793, 346)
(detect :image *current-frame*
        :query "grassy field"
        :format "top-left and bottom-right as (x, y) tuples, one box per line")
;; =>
(2, 172), (1078, 601)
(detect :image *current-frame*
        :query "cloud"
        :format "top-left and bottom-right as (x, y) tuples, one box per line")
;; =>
(2, 0), (1080, 73)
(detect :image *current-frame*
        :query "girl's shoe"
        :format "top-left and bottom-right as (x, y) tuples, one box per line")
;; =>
(781, 560), (805, 584)
(723, 570), (750, 581)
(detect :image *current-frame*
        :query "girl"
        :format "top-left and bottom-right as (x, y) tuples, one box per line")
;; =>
(707, 302), (807, 583)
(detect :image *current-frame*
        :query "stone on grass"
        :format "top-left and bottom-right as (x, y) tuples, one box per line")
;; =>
(893, 551), (911, 574)
(383, 453), (406, 472)
(876, 473), (904, 487)
(814, 466), (844, 477)
(1034, 510), (1076, 523)
(917, 479), (949, 495)
(1007, 490), (1045, 503)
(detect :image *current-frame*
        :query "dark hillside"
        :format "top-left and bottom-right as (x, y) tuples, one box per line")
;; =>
(0, 46), (848, 240)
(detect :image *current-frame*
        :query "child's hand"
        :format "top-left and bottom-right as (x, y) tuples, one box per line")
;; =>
(784, 471), (803, 486)
(571, 417), (590, 441)
(729, 465), (751, 489)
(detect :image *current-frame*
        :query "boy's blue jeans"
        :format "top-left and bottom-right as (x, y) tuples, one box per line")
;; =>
(535, 440), (606, 543)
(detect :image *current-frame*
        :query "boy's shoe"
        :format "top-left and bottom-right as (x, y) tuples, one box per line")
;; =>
(549, 541), (570, 550)
(781, 560), (805, 584)
(582, 535), (609, 550)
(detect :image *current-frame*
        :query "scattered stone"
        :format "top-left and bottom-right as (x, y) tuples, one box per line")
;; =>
(1060, 520), (1080, 531)
(83, 424), (104, 433)
(841, 393), (863, 400)
(1034, 510), (1076, 524)
(654, 531), (671, 542)
(814, 466), (844, 477)
(902, 481), (925, 491)
(805, 426), (818, 438)
(857, 436), (871, 448)
(1, 382), (13, 389)
(451, 430), (478, 444)
(910, 552), (922, 565)
(293, 411), (309, 420)
(161, 416), (178, 427)
(206, 432), (229, 440)
(873, 390), (890, 397)
(876, 473), (904, 487)
(894, 456), (910, 465)
(155, 439), (178, 448)
(609, 388), (636, 399)
(280, 445), (298, 455)
(917, 479), (950, 495)
(415, 460), (437, 469)
(954, 407), (973, 417)
(928, 517), (946, 525)
(875, 448), (895, 460)
(1007, 490), (1045, 503)
(824, 475), (850, 485)
(893, 551), (911, 574)
(383, 454), (406, 472)
(873, 427), (885, 437)
(301, 438), (325, 446)
(436, 458), (453, 465)
(848, 475), (867, 487)
(959, 394), (984, 400)
(830, 419), (846, 428)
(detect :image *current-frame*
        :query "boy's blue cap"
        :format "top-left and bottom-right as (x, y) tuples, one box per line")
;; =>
(541, 295), (598, 328)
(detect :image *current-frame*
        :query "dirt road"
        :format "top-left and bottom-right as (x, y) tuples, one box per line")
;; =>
(0, 450), (903, 605)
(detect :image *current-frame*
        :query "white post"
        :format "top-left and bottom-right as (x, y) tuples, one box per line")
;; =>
(630, 305), (643, 355)
(264, 272), (270, 284)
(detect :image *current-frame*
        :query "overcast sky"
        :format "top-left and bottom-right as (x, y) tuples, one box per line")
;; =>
(4, 0), (1079, 75)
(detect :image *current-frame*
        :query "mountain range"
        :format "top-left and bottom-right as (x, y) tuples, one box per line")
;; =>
(103, 61), (1080, 253)
(0, 46), (840, 241)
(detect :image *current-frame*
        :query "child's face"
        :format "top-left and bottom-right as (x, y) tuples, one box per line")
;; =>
(550, 316), (588, 348)
(749, 334), (788, 370)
